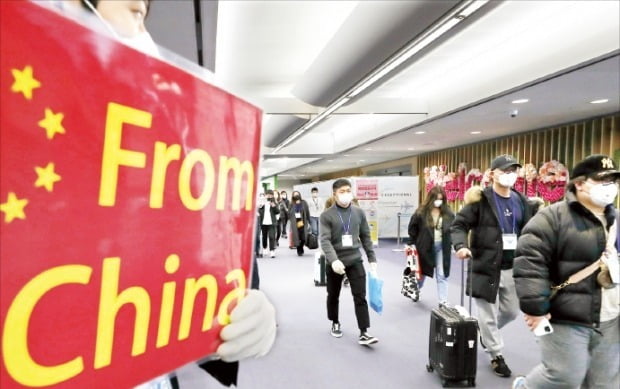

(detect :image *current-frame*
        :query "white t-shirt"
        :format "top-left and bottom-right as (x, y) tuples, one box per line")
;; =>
(262, 205), (273, 225)
(309, 197), (324, 218)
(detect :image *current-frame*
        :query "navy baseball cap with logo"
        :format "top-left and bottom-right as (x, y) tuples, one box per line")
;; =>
(571, 154), (620, 180)
(491, 154), (522, 171)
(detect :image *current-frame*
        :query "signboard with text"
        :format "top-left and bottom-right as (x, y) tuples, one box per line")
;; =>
(1, 2), (261, 388)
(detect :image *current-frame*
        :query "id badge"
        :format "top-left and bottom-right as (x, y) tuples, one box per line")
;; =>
(295, 212), (301, 219)
(342, 234), (353, 247)
(502, 233), (517, 250)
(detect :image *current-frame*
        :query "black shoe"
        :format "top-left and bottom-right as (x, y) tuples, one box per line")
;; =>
(358, 332), (378, 346)
(330, 322), (342, 338)
(491, 355), (512, 377)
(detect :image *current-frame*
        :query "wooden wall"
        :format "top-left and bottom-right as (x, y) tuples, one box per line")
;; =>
(418, 113), (619, 188)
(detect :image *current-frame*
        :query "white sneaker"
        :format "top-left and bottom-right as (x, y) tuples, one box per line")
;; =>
(358, 332), (378, 346)
(270, 250), (275, 258)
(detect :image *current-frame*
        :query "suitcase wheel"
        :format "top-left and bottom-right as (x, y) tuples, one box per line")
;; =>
(425, 364), (433, 373)
(467, 378), (476, 387)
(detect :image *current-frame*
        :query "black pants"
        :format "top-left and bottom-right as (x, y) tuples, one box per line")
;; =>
(296, 226), (305, 255)
(281, 213), (289, 237)
(261, 224), (276, 251)
(326, 260), (370, 331)
(275, 220), (282, 241)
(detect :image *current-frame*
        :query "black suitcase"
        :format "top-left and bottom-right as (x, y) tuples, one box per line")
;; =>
(314, 253), (326, 286)
(426, 260), (477, 387)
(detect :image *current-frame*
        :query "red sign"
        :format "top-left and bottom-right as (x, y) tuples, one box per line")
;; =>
(1, 2), (261, 388)
(356, 179), (379, 200)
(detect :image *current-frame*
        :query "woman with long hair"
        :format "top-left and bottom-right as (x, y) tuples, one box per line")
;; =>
(288, 190), (311, 256)
(407, 186), (455, 304)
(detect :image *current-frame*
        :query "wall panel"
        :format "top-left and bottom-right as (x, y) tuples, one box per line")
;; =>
(417, 113), (620, 201)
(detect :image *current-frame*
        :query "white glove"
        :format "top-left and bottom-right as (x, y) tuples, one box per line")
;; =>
(331, 259), (346, 275)
(217, 289), (276, 362)
(369, 262), (378, 276)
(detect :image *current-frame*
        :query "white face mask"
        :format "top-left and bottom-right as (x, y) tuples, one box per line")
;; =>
(337, 192), (353, 206)
(119, 31), (159, 57)
(588, 182), (618, 207)
(498, 172), (517, 187)
(433, 200), (443, 208)
(84, 0), (159, 58)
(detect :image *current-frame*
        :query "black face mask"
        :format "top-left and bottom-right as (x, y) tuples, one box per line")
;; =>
(292, 195), (300, 201)
(267, 197), (274, 201)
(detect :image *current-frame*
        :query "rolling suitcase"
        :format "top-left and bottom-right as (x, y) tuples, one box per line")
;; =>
(314, 252), (326, 286)
(426, 259), (477, 387)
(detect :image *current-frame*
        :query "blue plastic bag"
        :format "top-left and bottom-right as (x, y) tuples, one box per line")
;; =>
(368, 272), (384, 314)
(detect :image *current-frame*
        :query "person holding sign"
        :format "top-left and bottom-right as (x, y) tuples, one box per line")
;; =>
(512, 155), (619, 389)
(451, 155), (538, 378)
(320, 179), (379, 346)
(55, 1), (277, 387)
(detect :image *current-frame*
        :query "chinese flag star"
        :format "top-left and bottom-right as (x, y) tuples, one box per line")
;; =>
(11, 65), (41, 100)
(34, 162), (61, 192)
(38, 108), (66, 139)
(0, 192), (29, 223)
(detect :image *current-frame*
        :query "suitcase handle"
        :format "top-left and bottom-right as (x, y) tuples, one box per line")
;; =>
(460, 256), (473, 315)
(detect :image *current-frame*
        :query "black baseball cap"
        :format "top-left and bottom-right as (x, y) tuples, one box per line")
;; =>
(491, 154), (522, 171)
(571, 154), (620, 180)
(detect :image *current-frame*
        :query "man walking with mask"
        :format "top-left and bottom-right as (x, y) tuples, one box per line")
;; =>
(451, 155), (538, 378)
(309, 187), (324, 236)
(512, 154), (619, 389)
(320, 179), (378, 346)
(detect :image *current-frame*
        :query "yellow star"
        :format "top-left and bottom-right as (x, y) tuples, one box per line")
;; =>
(38, 108), (66, 140)
(35, 162), (61, 192)
(11, 65), (41, 100)
(0, 192), (29, 223)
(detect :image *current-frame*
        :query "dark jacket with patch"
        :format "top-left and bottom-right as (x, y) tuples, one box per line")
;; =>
(408, 210), (455, 278)
(513, 192), (617, 328)
(450, 186), (537, 302)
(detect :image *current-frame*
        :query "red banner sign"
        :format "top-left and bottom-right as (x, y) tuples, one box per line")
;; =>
(1, 2), (261, 388)
(356, 179), (379, 200)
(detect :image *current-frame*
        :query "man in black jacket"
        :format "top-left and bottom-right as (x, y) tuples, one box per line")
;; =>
(451, 154), (538, 378)
(512, 155), (619, 389)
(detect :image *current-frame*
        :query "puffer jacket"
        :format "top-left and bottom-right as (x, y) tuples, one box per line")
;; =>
(450, 186), (537, 302)
(513, 191), (617, 328)
(408, 210), (455, 278)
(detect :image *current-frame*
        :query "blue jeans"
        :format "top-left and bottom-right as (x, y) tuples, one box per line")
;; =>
(524, 316), (619, 389)
(309, 216), (319, 236)
(417, 241), (449, 303)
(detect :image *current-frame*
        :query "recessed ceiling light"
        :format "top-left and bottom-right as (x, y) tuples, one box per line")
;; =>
(590, 99), (609, 104)
(470, 131), (481, 134)
(344, 154), (350, 157)
(407, 147), (414, 151)
(511, 98), (529, 104)
(365, 148), (372, 151)
(415, 131), (426, 135)
(359, 159), (365, 162)
(327, 159), (334, 162)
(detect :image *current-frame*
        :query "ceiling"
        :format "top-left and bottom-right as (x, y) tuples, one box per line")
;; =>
(148, 0), (620, 181)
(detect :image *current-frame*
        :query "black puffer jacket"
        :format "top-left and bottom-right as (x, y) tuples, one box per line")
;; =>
(513, 192), (617, 328)
(450, 186), (537, 302)
(408, 210), (455, 278)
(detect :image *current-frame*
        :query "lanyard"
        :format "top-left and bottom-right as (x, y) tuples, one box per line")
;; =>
(337, 207), (352, 234)
(493, 191), (516, 234)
